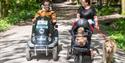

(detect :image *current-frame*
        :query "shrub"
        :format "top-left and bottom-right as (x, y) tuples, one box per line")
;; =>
(103, 18), (125, 51)
(0, 19), (11, 31)
(96, 6), (120, 16)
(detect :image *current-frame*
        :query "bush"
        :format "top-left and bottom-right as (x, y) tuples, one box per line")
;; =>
(0, 0), (40, 31)
(103, 18), (125, 51)
(0, 8), (38, 31)
(0, 19), (11, 31)
(7, 10), (37, 24)
(96, 6), (120, 16)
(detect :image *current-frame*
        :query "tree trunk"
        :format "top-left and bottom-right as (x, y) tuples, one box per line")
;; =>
(0, 0), (9, 18)
(0, 1), (2, 18)
(99, 0), (103, 6)
(122, 0), (125, 15)
(107, 0), (111, 6)
(4, 0), (9, 17)
(97, 0), (102, 6)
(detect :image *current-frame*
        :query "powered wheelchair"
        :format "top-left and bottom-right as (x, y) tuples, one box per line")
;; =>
(26, 16), (59, 61)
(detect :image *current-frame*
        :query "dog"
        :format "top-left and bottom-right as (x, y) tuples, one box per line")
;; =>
(103, 37), (117, 63)
(75, 27), (87, 47)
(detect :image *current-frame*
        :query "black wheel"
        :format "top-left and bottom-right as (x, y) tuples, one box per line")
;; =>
(74, 55), (83, 63)
(66, 47), (71, 60)
(74, 55), (79, 63)
(26, 46), (32, 61)
(53, 46), (58, 61)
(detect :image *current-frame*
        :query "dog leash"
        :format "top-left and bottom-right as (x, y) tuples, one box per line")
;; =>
(96, 28), (107, 40)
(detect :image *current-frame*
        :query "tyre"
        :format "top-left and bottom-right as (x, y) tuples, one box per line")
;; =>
(74, 55), (79, 63)
(53, 46), (58, 61)
(66, 47), (71, 60)
(74, 55), (83, 63)
(26, 46), (32, 61)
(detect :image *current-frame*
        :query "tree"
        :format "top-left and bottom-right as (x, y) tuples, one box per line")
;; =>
(106, 0), (120, 6)
(0, 0), (2, 18)
(122, 0), (125, 15)
(0, 0), (9, 18)
(97, 0), (103, 6)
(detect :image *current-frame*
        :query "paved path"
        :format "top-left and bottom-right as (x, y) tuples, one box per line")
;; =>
(0, 20), (125, 63)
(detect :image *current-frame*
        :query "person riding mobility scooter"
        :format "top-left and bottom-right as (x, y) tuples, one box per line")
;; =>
(26, 1), (58, 61)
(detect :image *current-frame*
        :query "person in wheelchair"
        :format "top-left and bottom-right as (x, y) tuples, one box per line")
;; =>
(26, 1), (58, 60)
(32, 0), (57, 37)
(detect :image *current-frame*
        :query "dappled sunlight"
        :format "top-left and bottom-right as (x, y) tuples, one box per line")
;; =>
(0, 25), (31, 63)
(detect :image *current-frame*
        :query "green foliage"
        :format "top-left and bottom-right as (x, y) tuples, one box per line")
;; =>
(0, 0), (40, 31)
(122, 11), (125, 15)
(0, 19), (11, 31)
(104, 18), (125, 51)
(96, 6), (120, 16)
(7, 10), (37, 24)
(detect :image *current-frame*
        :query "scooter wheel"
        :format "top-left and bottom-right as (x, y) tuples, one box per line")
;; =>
(26, 46), (32, 61)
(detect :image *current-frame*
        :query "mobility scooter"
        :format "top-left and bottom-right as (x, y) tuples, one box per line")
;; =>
(26, 16), (59, 61)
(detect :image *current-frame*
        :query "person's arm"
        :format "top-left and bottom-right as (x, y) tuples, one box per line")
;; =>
(94, 16), (100, 31)
(92, 7), (100, 32)
(51, 11), (57, 25)
(32, 10), (41, 23)
(76, 13), (80, 20)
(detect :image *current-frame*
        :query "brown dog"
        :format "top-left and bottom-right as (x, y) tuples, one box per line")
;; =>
(103, 37), (117, 63)
(75, 27), (87, 47)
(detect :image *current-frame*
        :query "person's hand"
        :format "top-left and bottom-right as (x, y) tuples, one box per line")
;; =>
(32, 18), (36, 23)
(52, 20), (56, 24)
(95, 25), (100, 33)
(75, 18), (80, 21)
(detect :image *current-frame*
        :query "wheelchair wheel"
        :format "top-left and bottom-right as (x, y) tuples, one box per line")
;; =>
(66, 47), (72, 60)
(74, 55), (83, 63)
(74, 55), (79, 63)
(26, 46), (32, 61)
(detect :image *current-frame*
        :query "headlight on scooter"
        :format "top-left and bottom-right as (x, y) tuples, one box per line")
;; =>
(39, 29), (44, 34)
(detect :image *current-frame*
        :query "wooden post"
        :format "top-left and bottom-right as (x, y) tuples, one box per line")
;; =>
(122, 0), (125, 15)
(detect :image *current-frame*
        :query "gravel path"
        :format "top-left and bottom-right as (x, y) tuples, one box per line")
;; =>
(0, 20), (125, 63)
